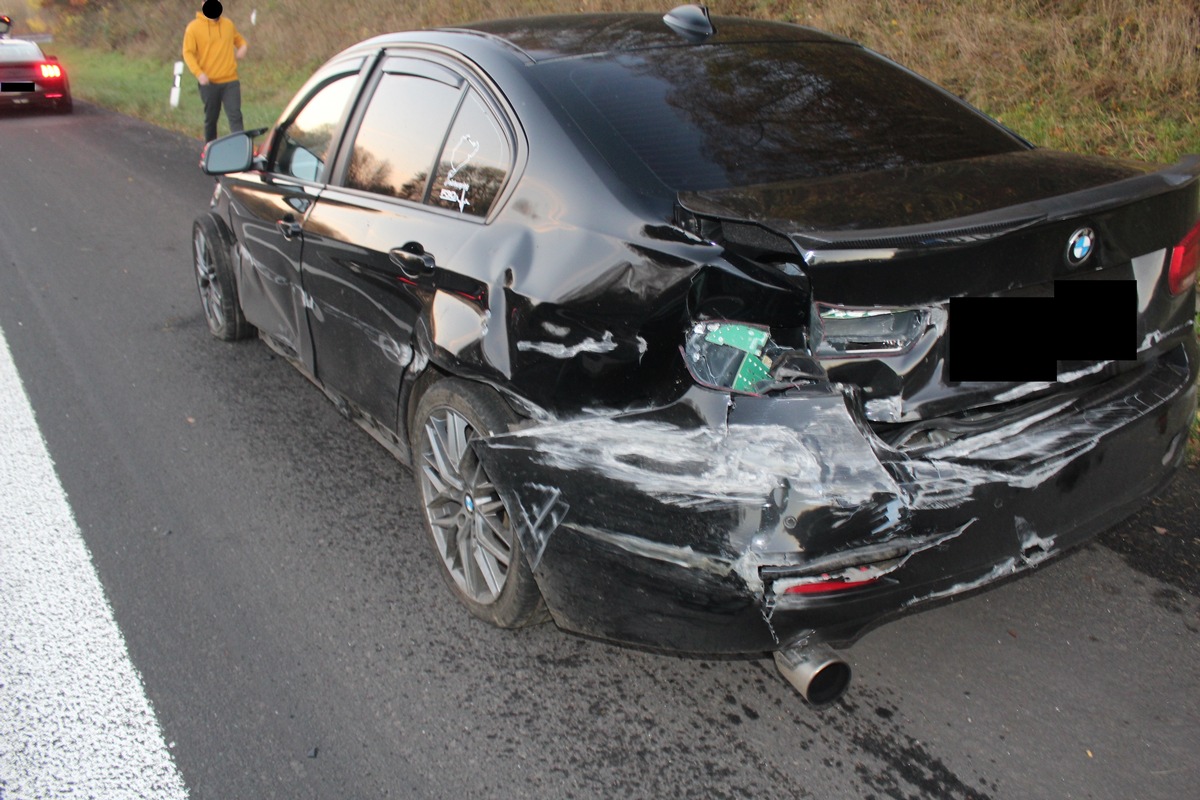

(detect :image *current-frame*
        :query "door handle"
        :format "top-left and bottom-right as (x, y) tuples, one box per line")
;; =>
(276, 215), (303, 240)
(389, 242), (436, 276)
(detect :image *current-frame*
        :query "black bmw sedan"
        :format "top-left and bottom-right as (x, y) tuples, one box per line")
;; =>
(194, 5), (1200, 703)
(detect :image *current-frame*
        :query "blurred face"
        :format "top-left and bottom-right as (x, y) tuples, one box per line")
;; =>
(202, 1), (222, 20)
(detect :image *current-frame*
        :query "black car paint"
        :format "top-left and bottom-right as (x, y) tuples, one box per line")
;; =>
(202, 11), (1200, 656)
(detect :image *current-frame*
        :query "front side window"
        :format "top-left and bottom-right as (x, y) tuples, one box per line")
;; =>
(275, 74), (357, 182)
(344, 72), (462, 201)
(427, 89), (511, 218)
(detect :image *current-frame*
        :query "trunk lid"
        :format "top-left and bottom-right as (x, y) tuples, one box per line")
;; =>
(680, 149), (1200, 305)
(0, 62), (38, 82)
(678, 150), (1200, 422)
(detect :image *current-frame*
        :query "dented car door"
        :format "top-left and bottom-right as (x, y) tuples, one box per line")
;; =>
(224, 64), (361, 369)
(300, 56), (513, 430)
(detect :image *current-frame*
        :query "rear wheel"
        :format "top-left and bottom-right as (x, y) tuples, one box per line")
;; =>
(192, 213), (252, 341)
(411, 378), (546, 628)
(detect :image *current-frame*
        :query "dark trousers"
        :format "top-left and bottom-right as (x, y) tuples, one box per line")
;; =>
(198, 79), (243, 143)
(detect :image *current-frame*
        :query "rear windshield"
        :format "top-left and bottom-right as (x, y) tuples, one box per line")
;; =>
(0, 41), (43, 63)
(534, 42), (1026, 192)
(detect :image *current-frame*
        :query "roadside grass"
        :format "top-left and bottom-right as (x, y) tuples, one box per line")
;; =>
(51, 42), (297, 141)
(38, 0), (1200, 164)
(795, 0), (1200, 164)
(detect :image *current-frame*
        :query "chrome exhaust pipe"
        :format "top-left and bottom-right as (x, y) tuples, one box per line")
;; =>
(774, 644), (852, 705)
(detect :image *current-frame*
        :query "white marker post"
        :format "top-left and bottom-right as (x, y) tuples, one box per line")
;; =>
(169, 61), (183, 108)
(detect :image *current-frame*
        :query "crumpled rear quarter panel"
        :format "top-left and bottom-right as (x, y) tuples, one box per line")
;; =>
(475, 337), (1198, 654)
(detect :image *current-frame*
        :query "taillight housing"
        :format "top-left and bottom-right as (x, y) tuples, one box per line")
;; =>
(40, 63), (62, 79)
(1168, 220), (1200, 295)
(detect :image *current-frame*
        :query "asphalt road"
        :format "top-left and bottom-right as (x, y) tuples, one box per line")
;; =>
(1, 103), (1198, 800)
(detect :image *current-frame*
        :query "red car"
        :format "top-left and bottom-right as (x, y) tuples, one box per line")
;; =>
(0, 36), (72, 113)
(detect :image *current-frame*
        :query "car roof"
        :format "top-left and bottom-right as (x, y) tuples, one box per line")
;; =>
(351, 11), (854, 66)
(451, 13), (852, 62)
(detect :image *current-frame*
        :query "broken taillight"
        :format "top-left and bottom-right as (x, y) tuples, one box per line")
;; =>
(40, 63), (62, 79)
(1168, 220), (1200, 295)
(782, 572), (881, 596)
(812, 304), (930, 357)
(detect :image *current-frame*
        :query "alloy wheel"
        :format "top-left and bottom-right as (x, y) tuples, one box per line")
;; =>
(193, 229), (226, 332)
(418, 407), (514, 605)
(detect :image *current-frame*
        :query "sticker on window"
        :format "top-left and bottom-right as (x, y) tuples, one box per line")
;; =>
(438, 134), (480, 213)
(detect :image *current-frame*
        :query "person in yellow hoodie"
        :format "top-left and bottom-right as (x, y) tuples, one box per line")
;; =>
(182, 0), (248, 143)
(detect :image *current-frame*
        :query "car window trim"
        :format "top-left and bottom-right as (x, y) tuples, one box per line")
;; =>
(379, 55), (464, 88)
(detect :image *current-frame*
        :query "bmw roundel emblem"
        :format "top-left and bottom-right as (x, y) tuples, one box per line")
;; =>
(1066, 227), (1096, 266)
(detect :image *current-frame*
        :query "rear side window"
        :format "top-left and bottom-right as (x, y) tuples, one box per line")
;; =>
(536, 42), (1026, 192)
(0, 41), (42, 62)
(275, 74), (357, 182)
(427, 89), (511, 218)
(344, 73), (462, 201)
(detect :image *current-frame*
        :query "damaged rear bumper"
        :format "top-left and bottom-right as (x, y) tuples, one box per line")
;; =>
(475, 339), (1198, 654)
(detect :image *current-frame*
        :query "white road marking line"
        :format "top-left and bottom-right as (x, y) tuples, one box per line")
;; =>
(0, 326), (188, 800)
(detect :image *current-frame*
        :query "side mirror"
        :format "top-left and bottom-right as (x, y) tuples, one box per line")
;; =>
(200, 131), (254, 175)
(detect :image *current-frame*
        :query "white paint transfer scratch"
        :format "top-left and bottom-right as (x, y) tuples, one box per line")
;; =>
(1139, 321), (1191, 353)
(991, 360), (1115, 405)
(540, 322), (571, 337)
(516, 330), (618, 358)
(566, 523), (735, 575)
(864, 395), (903, 424)
(1057, 360), (1114, 383)
(903, 382), (1172, 509)
(903, 517), (1057, 607)
(917, 396), (1076, 460)
(490, 402), (897, 510)
(1015, 515), (1057, 557)
(0, 328), (189, 800)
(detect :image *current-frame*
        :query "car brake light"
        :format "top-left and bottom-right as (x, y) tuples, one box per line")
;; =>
(40, 63), (62, 79)
(1168, 220), (1200, 295)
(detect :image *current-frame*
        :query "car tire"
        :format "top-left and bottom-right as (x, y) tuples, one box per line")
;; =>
(54, 95), (72, 114)
(192, 213), (252, 341)
(411, 378), (547, 629)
